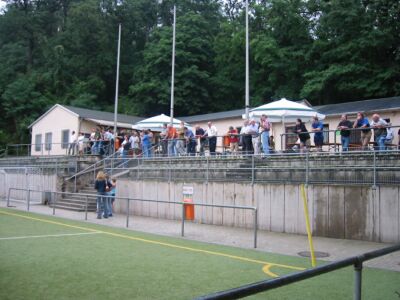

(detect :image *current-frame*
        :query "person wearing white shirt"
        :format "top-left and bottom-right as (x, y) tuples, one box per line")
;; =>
(68, 131), (77, 155)
(384, 118), (394, 150)
(77, 132), (85, 155)
(248, 119), (260, 155)
(203, 122), (218, 155)
(370, 114), (388, 151)
(129, 131), (140, 156)
(240, 120), (253, 154)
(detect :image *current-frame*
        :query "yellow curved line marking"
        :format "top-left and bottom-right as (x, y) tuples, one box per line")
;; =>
(262, 264), (279, 278)
(0, 209), (305, 273)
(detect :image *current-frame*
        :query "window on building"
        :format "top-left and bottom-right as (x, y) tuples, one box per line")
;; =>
(61, 130), (69, 149)
(45, 132), (52, 151)
(285, 125), (298, 148)
(35, 134), (42, 152)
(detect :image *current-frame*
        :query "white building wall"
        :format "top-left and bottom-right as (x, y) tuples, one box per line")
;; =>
(30, 106), (79, 156)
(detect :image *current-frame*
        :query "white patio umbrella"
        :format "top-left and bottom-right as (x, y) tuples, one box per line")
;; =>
(133, 114), (190, 132)
(245, 98), (325, 122)
(244, 98), (326, 151)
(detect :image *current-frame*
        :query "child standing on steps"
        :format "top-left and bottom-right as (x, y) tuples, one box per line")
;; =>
(107, 178), (117, 217)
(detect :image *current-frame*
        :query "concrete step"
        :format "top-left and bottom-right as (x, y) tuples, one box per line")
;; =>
(79, 189), (97, 195)
(66, 194), (97, 200)
(53, 200), (96, 209)
(51, 204), (96, 212)
(60, 197), (97, 205)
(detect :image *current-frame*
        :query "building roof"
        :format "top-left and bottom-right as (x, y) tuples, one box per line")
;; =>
(180, 96), (400, 122)
(315, 96), (400, 116)
(63, 105), (143, 124)
(28, 104), (143, 129)
(180, 108), (245, 123)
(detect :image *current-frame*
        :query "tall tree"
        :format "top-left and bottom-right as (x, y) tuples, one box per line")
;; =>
(301, 0), (400, 104)
(129, 4), (222, 116)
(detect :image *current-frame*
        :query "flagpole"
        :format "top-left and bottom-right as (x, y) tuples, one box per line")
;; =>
(113, 23), (121, 137)
(245, 0), (250, 120)
(170, 5), (176, 126)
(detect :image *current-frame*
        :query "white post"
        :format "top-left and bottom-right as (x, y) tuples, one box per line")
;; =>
(113, 23), (122, 137)
(245, 0), (250, 120)
(170, 5), (176, 126)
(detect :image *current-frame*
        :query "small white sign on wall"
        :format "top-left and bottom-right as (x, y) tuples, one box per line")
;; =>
(182, 185), (194, 196)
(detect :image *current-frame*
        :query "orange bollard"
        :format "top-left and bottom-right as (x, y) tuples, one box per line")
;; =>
(183, 198), (195, 220)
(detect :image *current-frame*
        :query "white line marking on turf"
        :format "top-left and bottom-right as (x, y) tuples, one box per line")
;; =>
(0, 232), (102, 240)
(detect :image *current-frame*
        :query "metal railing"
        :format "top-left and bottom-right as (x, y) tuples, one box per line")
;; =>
(6, 187), (258, 248)
(2, 132), (269, 158)
(195, 243), (400, 300)
(6, 142), (80, 157)
(65, 143), (162, 192)
(97, 150), (400, 186)
(4, 124), (400, 159)
(5, 140), (119, 157)
(280, 125), (400, 152)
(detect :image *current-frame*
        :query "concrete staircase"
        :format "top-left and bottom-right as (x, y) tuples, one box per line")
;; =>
(52, 184), (97, 212)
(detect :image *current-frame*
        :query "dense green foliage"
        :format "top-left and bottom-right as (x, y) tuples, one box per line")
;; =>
(0, 0), (399, 145)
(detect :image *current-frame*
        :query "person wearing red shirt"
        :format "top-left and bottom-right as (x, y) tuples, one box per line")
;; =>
(227, 126), (239, 155)
(166, 125), (177, 156)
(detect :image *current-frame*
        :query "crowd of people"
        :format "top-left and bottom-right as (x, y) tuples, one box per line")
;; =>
(159, 119), (275, 156)
(293, 112), (396, 153)
(68, 127), (154, 157)
(68, 112), (399, 158)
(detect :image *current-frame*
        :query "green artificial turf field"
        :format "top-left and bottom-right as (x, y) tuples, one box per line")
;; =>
(0, 207), (399, 300)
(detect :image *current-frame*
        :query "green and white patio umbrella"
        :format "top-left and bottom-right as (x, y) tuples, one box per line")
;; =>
(133, 114), (190, 132)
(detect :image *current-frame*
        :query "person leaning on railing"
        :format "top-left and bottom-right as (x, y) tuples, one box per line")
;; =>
(370, 113), (388, 151)
(248, 119), (260, 155)
(166, 124), (177, 157)
(68, 130), (77, 155)
(77, 132), (85, 156)
(311, 116), (324, 152)
(227, 126), (239, 155)
(184, 127), (197, 156)
(160, 123), (168, 156)
(337, 114), (353, 152)
(353, 112), (371, 151)
(240, 120), (253, 155)
(195, 125), (206, 156)
(294, 118), (310, 153)
(141, 130), (152, 158)
(203, 122), (218, 156)
(175, 121), (186, 156)
(384, 119), (394, 149)
(260, 114), (271, 155)
(398, 127), (400, 150)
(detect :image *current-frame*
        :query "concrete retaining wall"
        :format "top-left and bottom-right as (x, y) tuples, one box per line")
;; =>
(0, 170), (58, 202)
(115, 180), (400, 243)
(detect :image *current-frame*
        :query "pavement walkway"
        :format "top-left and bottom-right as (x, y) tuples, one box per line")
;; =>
(1, 200), (399, 273)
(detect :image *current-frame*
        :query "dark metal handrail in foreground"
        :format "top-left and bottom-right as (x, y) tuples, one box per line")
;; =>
(195, 243), (400, 300)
